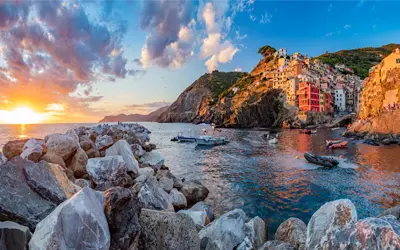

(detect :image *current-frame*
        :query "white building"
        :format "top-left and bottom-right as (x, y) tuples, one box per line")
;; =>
(334, 89), (346, 111)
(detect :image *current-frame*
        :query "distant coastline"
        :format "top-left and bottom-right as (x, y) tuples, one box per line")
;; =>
(99, 106), (169, 123)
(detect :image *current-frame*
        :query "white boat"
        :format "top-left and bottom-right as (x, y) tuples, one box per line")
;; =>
(331, 127), (340, 130)
(196, 135), (230, 146)
(267, 134), (278, 144)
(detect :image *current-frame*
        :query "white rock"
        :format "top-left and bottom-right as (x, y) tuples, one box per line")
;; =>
(29, 187), (110, 250)
(190, 201), (214, 222)
(170, 188), (187, 210)
(131, 144), (145, 157)
(246, 216), (267, 249)
(95, 135), (113, 151)
(140, 151), (164, 171)
(86, 156), (132, 191)
(199, 209), (247, 250)
(178, 210), (207, 227)
(138, 167), (154, 177)
(306, 199), (357, 250)
(158, 176), (173, 193)
(138, 176), (174, 211)
(275, 217), (306, 250)
(106, 140), (139, 176)
(45, 134), (79, 161)
(20, 138), (44, 162)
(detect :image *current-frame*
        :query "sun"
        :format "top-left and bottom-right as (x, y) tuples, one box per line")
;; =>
(3, 107), (43, 124)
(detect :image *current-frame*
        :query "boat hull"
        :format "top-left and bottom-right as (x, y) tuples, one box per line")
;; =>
(304, 152), (339, 168)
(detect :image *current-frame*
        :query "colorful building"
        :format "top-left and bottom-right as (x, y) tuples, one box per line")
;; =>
(324, 92), (333, 113)
(297, 82), (320, 112)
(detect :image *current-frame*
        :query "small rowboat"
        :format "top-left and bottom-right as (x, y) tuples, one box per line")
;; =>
(304, 152), (339, 168)
(326, 139), (343, 146)
(328, 141), (348, 149)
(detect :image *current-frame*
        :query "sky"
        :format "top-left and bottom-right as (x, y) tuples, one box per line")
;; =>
(0, 0), (399, 123)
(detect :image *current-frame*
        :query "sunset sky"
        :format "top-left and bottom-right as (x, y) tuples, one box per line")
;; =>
(0, 0), (399, 123)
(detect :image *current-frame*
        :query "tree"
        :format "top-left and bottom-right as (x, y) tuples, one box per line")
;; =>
(258, 45), (276, 57)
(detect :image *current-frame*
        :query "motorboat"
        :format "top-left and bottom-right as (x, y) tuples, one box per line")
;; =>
(171, 132), (197, 143)
(311, 130), (317, 134)
(304, 152), (339, 168)
(326, 139), (343, 146)
(267, 134), (278, 144)
(196, 135), (230, 146)
(328, 141), (348, 149)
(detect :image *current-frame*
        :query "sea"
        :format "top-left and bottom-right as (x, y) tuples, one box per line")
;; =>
(1, 122), (399, 237)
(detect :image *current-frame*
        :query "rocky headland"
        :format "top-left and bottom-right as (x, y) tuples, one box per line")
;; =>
(99, 106), (169, 123)
(0, 123), (399, 250)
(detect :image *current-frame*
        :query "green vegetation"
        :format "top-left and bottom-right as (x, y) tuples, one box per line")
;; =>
(209, 71), (247, 99)
(316, 44), (400, 79)
(258, 45), (276, 57)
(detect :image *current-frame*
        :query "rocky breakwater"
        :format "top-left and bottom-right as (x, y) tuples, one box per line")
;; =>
(343, 110), (400, 145)
(1, 123), (399, 250)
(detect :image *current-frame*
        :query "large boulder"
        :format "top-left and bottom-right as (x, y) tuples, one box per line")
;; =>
(104, 187), (143, 250)
(75, 178), (94, 188)
(79, 135), (95, 151)
(199, 209), (246, 250)
(326, 216), (400, 249)
(65, 128), (79, 142)
(0, 221), (32, 250)
(45, 134), (78, 161)
(245, 216), (268, 250)
(140, 151), (164, 171)
(29, 187), (110, 250)
(138, 209), (200, 250)
(380, 205), (400, 220)
(306, 199), (357, 250)
(275, 218), (306, 250)
(85, 148), (100, 158)
(178, 210), (207, 228)
(20, 138), (45, 162)
(0, 152), (7, 165)
(180, 180), (209, 206)
(138, 167), (155, 177)
(2, 139), (28, 160)
(0, 157), (64, 230)
(86, 156), (133, 191)
(23, 160), (81, 204)
(40, 152), (66, 168)
(191, 201), (214, 222)
(132, 144), (145, 158)
(159, 176), (173, 193)
(170, 188), (187, 210)
(138, 176), (174, 211)
(106, 140), (139, 176)
(96, 135), (114, 151)
(260, 240), (296, 250)
(68, 147), (88, 178)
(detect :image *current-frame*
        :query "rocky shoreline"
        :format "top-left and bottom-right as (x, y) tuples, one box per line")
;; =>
(0, 123), (399, 249)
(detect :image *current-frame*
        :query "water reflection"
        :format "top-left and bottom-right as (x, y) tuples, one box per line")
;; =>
(145, 123), (400, 237)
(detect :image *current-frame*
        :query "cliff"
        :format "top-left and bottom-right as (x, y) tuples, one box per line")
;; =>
(156, 71), (245, 123)
(99, 106), (169, 123)
(317, 43), (400, 79)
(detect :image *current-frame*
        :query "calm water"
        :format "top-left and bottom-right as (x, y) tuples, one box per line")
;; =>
(1, 123), (399, 237)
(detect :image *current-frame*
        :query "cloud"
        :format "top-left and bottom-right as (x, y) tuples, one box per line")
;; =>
(0, 1), (135, 121)
(235, 31), (248, 41)
(259, 12), (272, 24)
(199, 2), (239, 72)
(139, 0), (195, 68)
(249, 14), (256, 22)
(324, 32), (333, 37)
(344, 24), (351, 29)
(234, 67), (242, 72)
(328, 4), (333, 12)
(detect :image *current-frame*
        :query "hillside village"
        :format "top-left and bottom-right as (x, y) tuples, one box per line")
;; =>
(257, 47), (362, 117)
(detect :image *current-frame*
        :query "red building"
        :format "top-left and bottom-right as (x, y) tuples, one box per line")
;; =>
(297, 82), (320, 112)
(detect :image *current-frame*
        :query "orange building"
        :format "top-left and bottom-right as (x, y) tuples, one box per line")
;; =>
(297, 82), (320, 112)
(324, 92), (333, 113)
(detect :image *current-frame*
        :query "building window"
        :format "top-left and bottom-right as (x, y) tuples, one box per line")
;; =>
(397, 58), (400, 64)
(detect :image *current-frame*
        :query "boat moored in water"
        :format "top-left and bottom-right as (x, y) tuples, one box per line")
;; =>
(196, 135), (230, 146)
(328, 141), (348, 149)
(304, 152), (339, 168)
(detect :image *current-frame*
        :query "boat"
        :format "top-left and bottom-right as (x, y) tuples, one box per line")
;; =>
(326, 139), (343, 146)
(171, 132), (197, 143)
(304, 152), (339, 168)
(328, 141), (348, 149)
(331, 127), (340, 130)
(266, 134), (278, 144)
(311, 130), (317, 134)
(196, 135), (230, 146)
